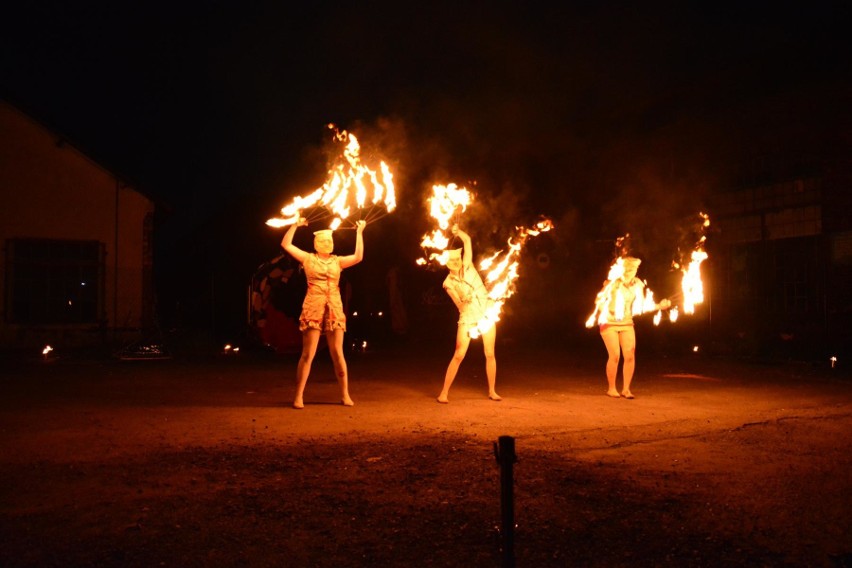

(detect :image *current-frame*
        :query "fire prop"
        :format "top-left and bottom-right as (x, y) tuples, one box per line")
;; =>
(417, 183), (553, 337)
(470, 218), (554, 338)
(417, 183), (472, 265)
(585, 213), (711, 328)
(584, 257), (664, 328)
(266, 126), (396, 230)
(673, 212), (710, 315)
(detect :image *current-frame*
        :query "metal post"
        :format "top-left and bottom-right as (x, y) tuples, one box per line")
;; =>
(494, 435), (516, 568)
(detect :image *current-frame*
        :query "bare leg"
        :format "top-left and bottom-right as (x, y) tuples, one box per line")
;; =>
(481, 325), (500, 400)
(326, 328), (354, 406)
(438, 325), (471, 403)
(294, 329), (321, 408)
(619, 327), (637, 398)
(600, 326), (622, 397)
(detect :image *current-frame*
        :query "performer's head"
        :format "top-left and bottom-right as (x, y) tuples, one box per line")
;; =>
(446, 248), (463, 273)
(313, 229), (334, 255)
(622, 256), (641, 280)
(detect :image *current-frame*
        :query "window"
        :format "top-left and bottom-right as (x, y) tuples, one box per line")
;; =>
(5, 239), (104, 324)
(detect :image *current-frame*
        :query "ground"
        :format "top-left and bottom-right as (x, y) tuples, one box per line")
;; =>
(1, 336), (851, 567)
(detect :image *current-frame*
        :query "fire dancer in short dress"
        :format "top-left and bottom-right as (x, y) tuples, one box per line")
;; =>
(437, 225), (501, 404)
(595, 256), (670, 399)
(281, 216), (366, 409)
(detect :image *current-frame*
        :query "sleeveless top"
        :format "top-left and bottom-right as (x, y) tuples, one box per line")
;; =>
(599, 277), (645, 327)
(443, 264), (492, 326)
(300, 253), (346, 332)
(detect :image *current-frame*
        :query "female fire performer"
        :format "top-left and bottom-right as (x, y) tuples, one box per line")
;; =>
(596, 256), (670, 399)
(281, 216), (366, 409)
(437, 225), (501, 404)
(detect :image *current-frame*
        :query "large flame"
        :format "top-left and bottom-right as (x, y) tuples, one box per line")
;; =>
(266, 127), (396, 229)
(677, 213), (710, 314)
(417, 183), (473, 265)
(469, 219), (553, 338)
(586, 213), (710, 329)
(417, 184), (554, 338)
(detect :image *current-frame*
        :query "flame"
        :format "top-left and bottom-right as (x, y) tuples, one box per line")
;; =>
(418, 183), (473, 265)
(469, 219), (554, 338)
(586, 213), (709, 329)
(675, 212), (710, 315)
(681, 249), (708, 314)
(417, 184), (553, 338)
(266, 127), (396, 229)
(585, 257), (664, 328)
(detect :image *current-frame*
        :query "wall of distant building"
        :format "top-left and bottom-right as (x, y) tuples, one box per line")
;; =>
(0, 100), (155, 350)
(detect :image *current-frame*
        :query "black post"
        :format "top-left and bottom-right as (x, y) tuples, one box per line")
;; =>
(494, 435), (517, 568)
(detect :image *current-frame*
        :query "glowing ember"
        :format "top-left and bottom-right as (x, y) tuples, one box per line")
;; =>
(267, 126), (396, 229)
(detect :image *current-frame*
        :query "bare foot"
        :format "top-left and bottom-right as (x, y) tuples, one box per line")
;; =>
(293, 399), (305, 409)
(621, 391), (635, 399)
(342, 397), (355, 407)
(436, 395), (449, 404)
(488, 392), (502, 401)
(607, 390), (620, 398)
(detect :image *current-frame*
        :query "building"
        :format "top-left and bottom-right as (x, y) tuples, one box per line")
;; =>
(0, 99), (156, 351)
(709, 167), (852, 359)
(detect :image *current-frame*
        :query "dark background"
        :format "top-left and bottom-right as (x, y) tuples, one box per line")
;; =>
(2, 1), (849, 348)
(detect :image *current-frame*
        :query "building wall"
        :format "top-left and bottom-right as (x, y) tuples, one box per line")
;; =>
(0, 100), (155, 348)
(707, 176), (850, 358)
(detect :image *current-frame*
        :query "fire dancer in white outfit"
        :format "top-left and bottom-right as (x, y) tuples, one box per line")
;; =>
(281, 217), (366, 409)
(437, 226), (501, 403)
(596, 257), (670, 399)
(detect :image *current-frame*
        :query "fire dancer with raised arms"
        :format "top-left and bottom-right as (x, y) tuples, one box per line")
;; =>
(281, 216), (366, 409)
(437, 225), (502, 404)
(593, 256), (670, 399)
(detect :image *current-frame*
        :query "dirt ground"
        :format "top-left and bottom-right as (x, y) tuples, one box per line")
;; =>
(1, 336), (851, 567)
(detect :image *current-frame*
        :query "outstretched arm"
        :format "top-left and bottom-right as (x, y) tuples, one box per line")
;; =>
(281, 217), (309, 264)
(339, 220), (366, 269)
(452, 225), (473, 267)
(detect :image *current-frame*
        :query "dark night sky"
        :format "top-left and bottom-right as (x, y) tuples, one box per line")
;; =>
(2, 1), (850, 336)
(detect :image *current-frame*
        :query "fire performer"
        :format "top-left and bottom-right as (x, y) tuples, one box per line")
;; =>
(595, 257), (670, 399)
(280, 216), (366, 409)
(437, 225), (502, 404)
